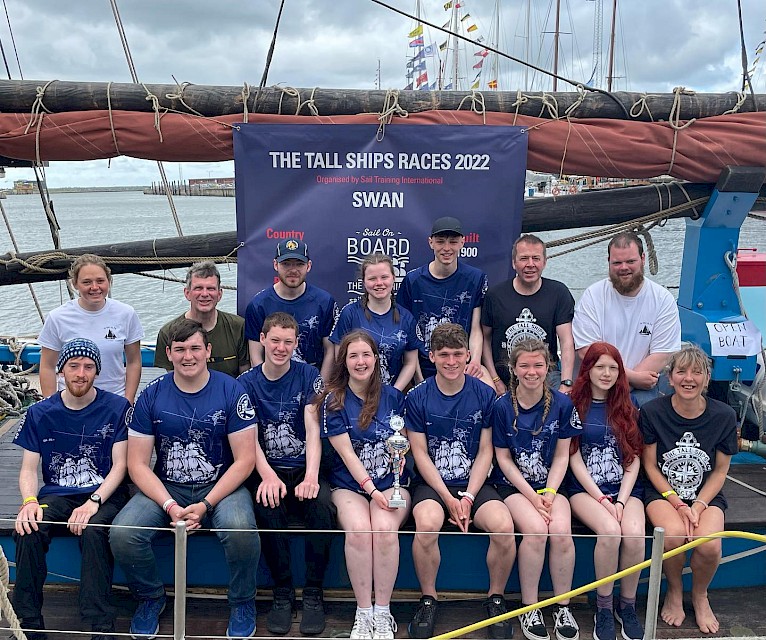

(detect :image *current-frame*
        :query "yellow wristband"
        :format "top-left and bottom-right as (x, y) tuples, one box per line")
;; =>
(661, 489), (677, 498)
(492, 376), (501, 383)
(536, 487), (557, 495)
(22, 496), (38, 506)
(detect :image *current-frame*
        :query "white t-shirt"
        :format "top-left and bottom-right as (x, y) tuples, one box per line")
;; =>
(38, 298), (144, 395)
(572, 278), (681, 369)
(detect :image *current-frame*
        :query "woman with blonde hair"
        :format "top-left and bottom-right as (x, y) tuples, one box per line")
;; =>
(38, 254), (144, 402)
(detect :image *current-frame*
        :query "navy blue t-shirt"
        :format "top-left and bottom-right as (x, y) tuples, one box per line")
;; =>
(491, 389), (580, 490)
(330, 301), (421, 385)
(238, 361), (323, 469)
(405, 375), (495, 487)
(321, 384), (407, 492)
(397, 262), (488, 377)
(14, 390), (129, 498)
(244, 285), (338, 368)
(129, 371), (256, 484)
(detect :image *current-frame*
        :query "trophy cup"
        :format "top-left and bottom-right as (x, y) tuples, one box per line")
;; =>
(386, 414), (410, 508)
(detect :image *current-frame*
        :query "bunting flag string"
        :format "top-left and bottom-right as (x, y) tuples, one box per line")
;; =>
(488, 79), (498, 89)
(409, 36), (424, 47)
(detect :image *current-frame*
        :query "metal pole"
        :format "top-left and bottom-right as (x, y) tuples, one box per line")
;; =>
(644, 527), (665, 640)
(174, 521), (188, 640)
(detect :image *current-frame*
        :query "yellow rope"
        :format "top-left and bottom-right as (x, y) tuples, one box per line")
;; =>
(432, 530), (766, 640)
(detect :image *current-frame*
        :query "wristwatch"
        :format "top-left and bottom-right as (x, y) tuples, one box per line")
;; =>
(561, 379), (573, 387)
(89, 493), (102, 506)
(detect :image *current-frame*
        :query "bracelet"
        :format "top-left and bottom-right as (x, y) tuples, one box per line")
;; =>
(22, 496), (38, 506)
(201, 498), (214, 514)
(614, 500), (625, 508)
(693, 499), (709, 509)
(370, 488), (380, 496)
(598, 495), (612, 504)
(536, 487), (557, 495)
(492, 376), (501, 383)
(359, 476), (372, 490)
(661, 489), (677, 499)
(457, 490), (476, 503)
(674, 501), (688, 510)
(163, 499), (178, 515)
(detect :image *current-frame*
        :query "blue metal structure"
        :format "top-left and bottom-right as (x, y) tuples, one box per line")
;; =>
(677, 166), (766, 382)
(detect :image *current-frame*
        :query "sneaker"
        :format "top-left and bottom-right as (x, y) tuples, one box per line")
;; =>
(227, 599), (256, 639)
(373, 611), (398, 639)
(614, 601), (643, 640)
(130, 596), (166, 639)
(553, 606), (579, 640)
(300, 587), (326, 635)
(408, 596), (438, 639)
(267, 587), (295, 635)
(21, 617), (47, 640)
(593, 608), (615, 640)
(92, 622), (115, 640)
(350, 610), (374, 640)
(520, 609), (549, 640)
(484, 594), (513, 639)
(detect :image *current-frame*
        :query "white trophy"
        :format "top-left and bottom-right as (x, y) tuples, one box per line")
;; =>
(386, 414), (409, 508)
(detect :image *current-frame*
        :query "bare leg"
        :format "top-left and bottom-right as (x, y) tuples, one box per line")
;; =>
(370, 488), (411, 606)
(689, 507), (724, 634)
(473, 500), (516, 596)
(411, 499), (445, 598)
(618, 498), (646, 600)
(646, 500), (686, 627)
(506, 494), (548, 605)
(332, 489), (374, 608)
(570, 493), (621, 597)
(547, 496), (575, 604)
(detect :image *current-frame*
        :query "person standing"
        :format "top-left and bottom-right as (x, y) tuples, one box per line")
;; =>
(155, 261), (249, 377)
(397, 216), (488, 379)
(238, 312), (334, 636)
(13, 339), (130, 640)
(38, 254), (144, 403)
(481, 234), (575, 395)
(245, 240), (338, 381)
(572, 232), (681, 404)
(110, 319), (260, 640)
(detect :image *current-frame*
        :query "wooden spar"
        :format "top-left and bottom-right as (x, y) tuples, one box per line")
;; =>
(0, 79), (763, 121)
(2, 182), (763, 287)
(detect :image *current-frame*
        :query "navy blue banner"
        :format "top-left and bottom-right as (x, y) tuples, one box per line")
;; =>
(234, 124), (527, 314)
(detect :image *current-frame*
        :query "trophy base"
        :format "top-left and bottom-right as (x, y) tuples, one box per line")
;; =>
(388, 497), (407, 509)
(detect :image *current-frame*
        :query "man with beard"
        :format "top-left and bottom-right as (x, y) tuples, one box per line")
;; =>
(155, 261), (249, 377)
(13, 338), (130, 640)
(245, 240), (338, 381)
(572, 231), (681, 404)
(481, 234), (575, 396)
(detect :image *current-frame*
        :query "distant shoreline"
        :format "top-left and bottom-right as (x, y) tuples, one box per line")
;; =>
(3, 186), (148, 194)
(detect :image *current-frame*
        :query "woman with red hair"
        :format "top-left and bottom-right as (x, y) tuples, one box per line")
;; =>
(568, 342), (645, 640)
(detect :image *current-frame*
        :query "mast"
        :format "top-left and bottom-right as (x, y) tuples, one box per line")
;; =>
(606, 0), (618, 91)
(524, 0), (531, 89)
(451, 1), (459, 89)
(552, 0), (561, 91)
(491, 0), (500, 90)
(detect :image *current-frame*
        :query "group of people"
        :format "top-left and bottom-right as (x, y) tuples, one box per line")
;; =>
(11, 217), (737, 640)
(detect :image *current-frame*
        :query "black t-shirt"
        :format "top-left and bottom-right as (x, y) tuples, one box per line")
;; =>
(481, 277), (575, 382)
(639, 395), (737, 501)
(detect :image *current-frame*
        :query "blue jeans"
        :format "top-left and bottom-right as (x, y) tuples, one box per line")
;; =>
(630, 372), (673, 407)
(109, 483), (259, 605)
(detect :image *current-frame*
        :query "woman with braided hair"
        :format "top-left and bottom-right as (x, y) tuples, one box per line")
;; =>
(491, 339), (581, 640)
(330, 253), (421, 390)
(567, 342), (645, 640)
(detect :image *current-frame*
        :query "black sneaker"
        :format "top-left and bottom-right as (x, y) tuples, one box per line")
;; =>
(593, 608), (615, 640)
(21, 618), (47, 640)
(92, 622), (115, 640)
(613, 601), (643, 640)
(553, 606), (579, 640)
(300, 587), (326, 635)
(483, 594), (513, 639)
(520, 609), (549, 640)
(408, 596), (438, 639)
(267, 586), (295, 635)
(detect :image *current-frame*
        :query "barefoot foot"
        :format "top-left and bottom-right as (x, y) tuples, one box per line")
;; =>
(692, 593), (719, 634)
(660, 589), (685, 627)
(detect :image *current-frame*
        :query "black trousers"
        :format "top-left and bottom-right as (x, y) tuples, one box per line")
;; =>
(253, 467), (336, 589)
(12, 488), (129, 628)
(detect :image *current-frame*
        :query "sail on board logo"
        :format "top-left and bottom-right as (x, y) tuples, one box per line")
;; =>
(345, 227), (411, 300)
(285, 240), (299, 251)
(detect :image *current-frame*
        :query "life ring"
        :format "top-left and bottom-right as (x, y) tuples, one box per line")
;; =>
(552, 187), (560, 196)
(568, 185), (577, 194)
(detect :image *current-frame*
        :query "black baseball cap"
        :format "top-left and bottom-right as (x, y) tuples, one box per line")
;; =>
(430, 216), (464, 236)
(275, 239), (309, 263)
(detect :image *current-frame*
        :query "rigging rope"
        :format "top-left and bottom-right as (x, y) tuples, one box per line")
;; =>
(0, 200), (44, 322)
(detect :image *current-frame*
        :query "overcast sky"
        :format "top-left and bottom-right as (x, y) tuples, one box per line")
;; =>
(0, 0), (764, 188)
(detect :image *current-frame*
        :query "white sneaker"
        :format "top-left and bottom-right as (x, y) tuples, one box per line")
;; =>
(373, 611), (397, 640)
(350, 610), (374, 640)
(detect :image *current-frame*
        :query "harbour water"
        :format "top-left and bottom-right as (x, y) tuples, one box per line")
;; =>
(0, 190), (764, 340)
